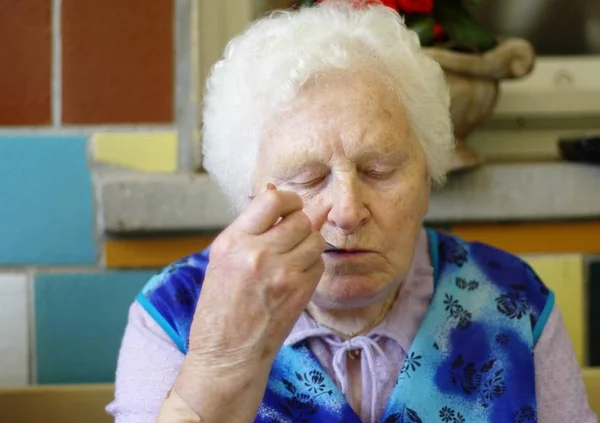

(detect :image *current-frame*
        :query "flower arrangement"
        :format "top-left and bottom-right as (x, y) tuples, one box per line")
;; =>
(302, 0), (497, 54)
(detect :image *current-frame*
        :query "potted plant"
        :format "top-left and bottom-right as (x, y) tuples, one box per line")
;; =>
(300, 0), (536, 171)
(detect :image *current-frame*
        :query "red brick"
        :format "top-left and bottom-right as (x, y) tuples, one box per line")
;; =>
(61, 0), (173, 124)
(0, 0), (52, 126)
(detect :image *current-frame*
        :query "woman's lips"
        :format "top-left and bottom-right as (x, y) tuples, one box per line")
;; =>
(324, 248), (373, 257)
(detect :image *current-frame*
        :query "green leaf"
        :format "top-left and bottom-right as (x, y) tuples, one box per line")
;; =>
(433, 0), (497, 53)
(466, 0), (484, 6)
(407, 15), (436, 47)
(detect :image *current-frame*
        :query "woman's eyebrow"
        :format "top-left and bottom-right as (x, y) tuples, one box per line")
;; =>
(274, 159), (329, 176)
(358, 149), (408, 163)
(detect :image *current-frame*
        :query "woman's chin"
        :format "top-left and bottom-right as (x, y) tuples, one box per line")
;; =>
(311, 276), (399, 310)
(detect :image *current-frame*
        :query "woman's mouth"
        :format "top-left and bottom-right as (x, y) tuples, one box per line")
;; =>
(324, 248), (373, 257)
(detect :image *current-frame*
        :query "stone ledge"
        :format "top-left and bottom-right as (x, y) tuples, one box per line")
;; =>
(97, 172), (234, 233)
(426, 162), (600, 222)
(97, 163), (600, 234)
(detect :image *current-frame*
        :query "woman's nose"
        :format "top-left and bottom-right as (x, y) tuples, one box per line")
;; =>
(326, 180), (370, 233)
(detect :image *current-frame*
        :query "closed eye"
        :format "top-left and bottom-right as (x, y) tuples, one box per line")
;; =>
(290, 174), (328, 188)
(362, 169), (395, 180)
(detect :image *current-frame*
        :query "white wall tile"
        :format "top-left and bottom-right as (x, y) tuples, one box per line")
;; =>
(0, 273), (29, 386)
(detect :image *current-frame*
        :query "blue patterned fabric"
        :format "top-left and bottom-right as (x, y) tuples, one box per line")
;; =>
(137, 229), (554, 423)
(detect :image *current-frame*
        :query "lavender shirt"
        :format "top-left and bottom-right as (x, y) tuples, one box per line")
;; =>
(107, 232), (597, 423)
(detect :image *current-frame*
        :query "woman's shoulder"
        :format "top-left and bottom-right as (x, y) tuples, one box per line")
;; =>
(432, 229), (549, 288)
(135, 248), (212, 353)
(431, 229), (555, 343)
(140, 249), (211, 297)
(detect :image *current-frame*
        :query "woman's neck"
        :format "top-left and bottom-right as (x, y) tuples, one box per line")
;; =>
(306, 287), (399, 339)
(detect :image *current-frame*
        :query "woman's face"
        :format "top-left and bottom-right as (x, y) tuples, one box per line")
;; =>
(253, 72), (431, 308)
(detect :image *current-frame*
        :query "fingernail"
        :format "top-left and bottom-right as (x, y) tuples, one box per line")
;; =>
(264, 183), (276, 192)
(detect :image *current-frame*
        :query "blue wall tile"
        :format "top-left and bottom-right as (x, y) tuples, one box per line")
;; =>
(34, 271), (156, 384)
(0, 134), (96, 264)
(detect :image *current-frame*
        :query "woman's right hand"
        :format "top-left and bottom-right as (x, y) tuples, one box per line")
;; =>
(173, 185), (326, 423)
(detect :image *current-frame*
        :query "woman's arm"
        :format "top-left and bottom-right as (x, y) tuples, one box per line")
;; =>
(109, 187), (326, 423)
(535, 306), (597, 422)
(106, 302), (184, 423)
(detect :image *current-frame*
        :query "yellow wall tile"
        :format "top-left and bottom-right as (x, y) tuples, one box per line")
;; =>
(521, 254), (587, 366)
(92, 132), (177, 172)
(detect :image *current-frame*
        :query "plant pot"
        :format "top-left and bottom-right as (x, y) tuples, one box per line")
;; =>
(424, 38), (536, 172)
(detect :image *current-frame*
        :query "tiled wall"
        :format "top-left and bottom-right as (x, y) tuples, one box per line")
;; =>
(0, 0), (176, 386)
(0, 270), (156, 386)
(0, 0), (52, 125)
(0, 0), (173, 126)
(34, 271), (156, 384)
(2, 0), (597, 390)
(61, 0), (173, 124)
(0, 0), (259, 387)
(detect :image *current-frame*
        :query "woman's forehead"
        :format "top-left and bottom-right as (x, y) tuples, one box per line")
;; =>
(259, 80), (414, 164)
(259, 124), (415, 176)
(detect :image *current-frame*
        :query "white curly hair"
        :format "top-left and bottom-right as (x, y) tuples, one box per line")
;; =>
(202, 1), (454, 212)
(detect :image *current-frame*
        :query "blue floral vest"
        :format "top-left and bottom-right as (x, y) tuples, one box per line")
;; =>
(137, 229), (554, 423)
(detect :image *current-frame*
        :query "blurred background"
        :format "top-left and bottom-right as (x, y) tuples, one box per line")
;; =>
(0, 0), (598, 421)
(474, 0), (600, 55)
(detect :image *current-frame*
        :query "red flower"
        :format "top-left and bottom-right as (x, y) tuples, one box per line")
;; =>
(397, 0), (433, 14)
(433, 23), (445, 41)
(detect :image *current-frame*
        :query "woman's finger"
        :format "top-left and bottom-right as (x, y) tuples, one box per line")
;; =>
(295, 251), (326, 304)
(284, 230), (327, 272)
(232, 189), (304, 235)
(262, 210), (313, 253)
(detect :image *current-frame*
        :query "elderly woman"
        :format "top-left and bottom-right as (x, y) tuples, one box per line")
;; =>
(107, 2), (596, 423)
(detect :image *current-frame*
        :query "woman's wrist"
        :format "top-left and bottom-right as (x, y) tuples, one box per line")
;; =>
(172, 354), (269, 423)
(156, 388), (203, 423)
(172, 359), (227, 423)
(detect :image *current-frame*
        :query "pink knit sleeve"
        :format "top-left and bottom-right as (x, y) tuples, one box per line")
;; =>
(106, 301), (185, 423)
(534, 306), (597, 423)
